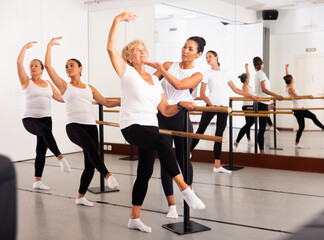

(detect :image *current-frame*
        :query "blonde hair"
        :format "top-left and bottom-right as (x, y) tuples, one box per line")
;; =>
(121, 40), (148, 66)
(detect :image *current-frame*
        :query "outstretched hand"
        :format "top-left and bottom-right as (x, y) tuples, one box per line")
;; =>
(145, 61), (164, 71)
(48, 36), (62, 47)
(285, 64), (289, 69)
(24, 41), (37, 49)
(116, 12), (137, 22)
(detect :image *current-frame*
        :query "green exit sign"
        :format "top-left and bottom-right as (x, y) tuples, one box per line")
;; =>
(306, 48), (316, 52)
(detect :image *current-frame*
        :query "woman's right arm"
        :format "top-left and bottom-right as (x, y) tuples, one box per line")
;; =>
(245, 63), (250, 81)
(17, 42), (37, 89)
(285, 64), (289, 75)
(107, 12), (137, 77)
(200, 82), (213, 106)
(44, 37), (67, 95)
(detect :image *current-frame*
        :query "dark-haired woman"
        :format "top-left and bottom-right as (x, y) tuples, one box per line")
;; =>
(284, 64), (324, 148)
(146, 36), (205, 219)
(17, 41), (71, 190)
(190, 52), (259, 173)
(107, 12), (205, 232)
(238, 63), (255, 143)
(45, 37), (120, 207)
(234, 57), (283, 154)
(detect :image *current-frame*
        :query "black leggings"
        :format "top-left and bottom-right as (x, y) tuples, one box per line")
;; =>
(235, 102), (268, 151)
(121, 124), (180, 206)
(66, 123), (109, 195)
(293, 110), (324, 143)
(242, 105), (273, 140)
(157, 110), (193, 197)
(190, 111), (228, 159)
(22, 117), (61, 178)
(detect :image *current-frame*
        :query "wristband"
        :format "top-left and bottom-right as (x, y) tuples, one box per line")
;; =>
(177, 102), (184, 111)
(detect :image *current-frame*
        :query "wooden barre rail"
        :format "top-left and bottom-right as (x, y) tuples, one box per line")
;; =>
(229, 113), (270, 117)
(232, 110), (293, 114)
(100, 106), (232, 113)
(276, 107), (324, 111)
(96, 120), (225, 143)
(230, 96), (324, 101)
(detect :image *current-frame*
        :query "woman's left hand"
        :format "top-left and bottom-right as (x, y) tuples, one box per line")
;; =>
(179, 101), (196, 111)
(145, 61), (164, 72)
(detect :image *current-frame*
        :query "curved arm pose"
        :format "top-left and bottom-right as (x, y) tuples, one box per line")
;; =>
(236, 63), (255, 143)
(284, 64), (323, 148)
(145, 36), (206, 219)
(17, 42), (71, 190)
(234, 57), (283, 154)
(190, 52), (259, 173)
(107, 12), (205, 233)
(45, 37), (120, 207)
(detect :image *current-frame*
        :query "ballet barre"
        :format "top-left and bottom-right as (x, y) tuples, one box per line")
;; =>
(96, 120), (225, 143)
(232, 110), (293, 114)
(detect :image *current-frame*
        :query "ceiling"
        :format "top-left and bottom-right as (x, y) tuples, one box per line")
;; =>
(221, 0), (324, 10)
(85, 0), (324, 11)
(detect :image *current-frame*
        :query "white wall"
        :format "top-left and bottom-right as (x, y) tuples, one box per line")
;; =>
(269, 7), (324, 129)
(89, 5), (156, 144)
(0, 0), (87, 161)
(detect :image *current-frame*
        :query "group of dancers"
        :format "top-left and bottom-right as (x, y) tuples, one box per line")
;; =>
(17, 11), (324, 233)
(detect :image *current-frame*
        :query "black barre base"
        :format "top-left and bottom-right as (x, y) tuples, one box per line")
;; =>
(119, 156), (138, 161)
(269, 147), (283, 150)
(162, 220), (211, 235)
(223, 165), (245, 171)
(88, 186), (120, 194)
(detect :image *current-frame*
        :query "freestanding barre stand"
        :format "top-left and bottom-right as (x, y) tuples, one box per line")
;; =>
(88, 104), (120, 194)
(254, 101), (258, 154)
(269, 100), (283, 151)
(162, 110), (211, 235)
(226, 99), (244, 171)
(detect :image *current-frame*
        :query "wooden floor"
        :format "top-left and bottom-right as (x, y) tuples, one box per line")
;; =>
(14, 147), (324, 240)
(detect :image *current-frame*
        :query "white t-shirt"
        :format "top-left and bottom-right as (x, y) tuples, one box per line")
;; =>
(62, 83), (96, 125)
(160, 62), (198, 105)
(120, 65), (163, 129)
(202, 68), (232, 106)
(243, 85), (255, 106)
(286, 86), (302, 109)
(22, 80), (52, 119)
(255, 70), (271, 104)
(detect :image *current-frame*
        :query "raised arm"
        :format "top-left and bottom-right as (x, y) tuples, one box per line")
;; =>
(44, 37), (67, 94)
(17, 42), (37, 89)
(107, 12), (137, 77)
(157, 94), (195, 117)
(89, 85), (121, 108)
(285, 64), (289, 75)
(200, 82), (213, 106)
(146, 61), (203, 90)
(228, 81), (259, 101)
(245, 63), (250, 81)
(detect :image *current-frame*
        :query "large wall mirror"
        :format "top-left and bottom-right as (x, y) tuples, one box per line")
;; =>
(153, 0), (324, 159)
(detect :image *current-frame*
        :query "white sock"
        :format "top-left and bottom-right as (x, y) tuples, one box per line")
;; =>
(107, 175), (119, 190)
(167, 205), (178, 219)
(59, 158), (71, 173)
(181, 187), (205, 210)
(33, 181), (50, 190)
(213, 166), (232, 173)
(75, 197), (94, 207)
(128, 218), (152, 233)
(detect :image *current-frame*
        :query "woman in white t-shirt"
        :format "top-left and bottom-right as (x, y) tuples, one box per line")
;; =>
(284, 64), (324, 148)
(234, 57), (283, 154)
(45, 37), (120, 207)
(17, 41), (71, 191)
(190, 51), (258, 172)
(107, 12), (205, 233)
(145, 36), (205, 219)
